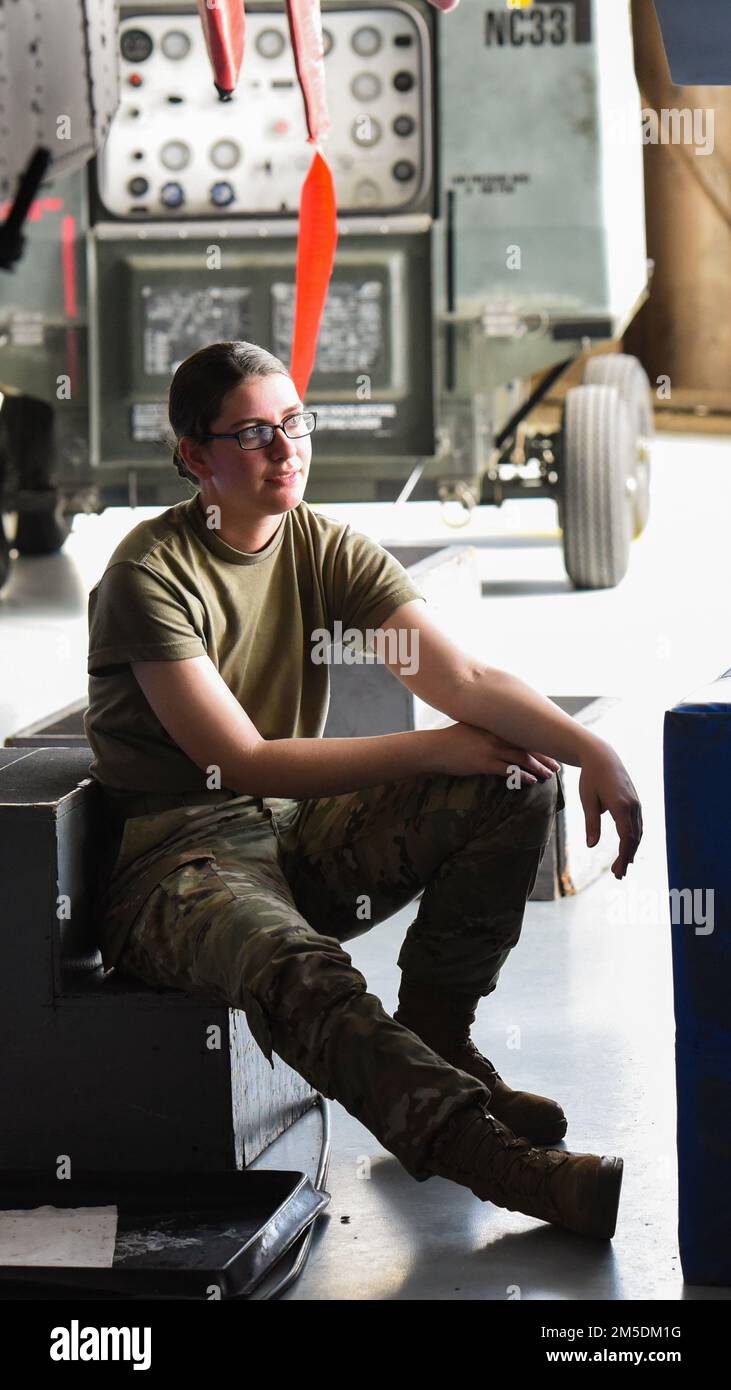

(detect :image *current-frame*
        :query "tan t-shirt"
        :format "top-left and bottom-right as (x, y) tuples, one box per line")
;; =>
(85, 493), (426, 805)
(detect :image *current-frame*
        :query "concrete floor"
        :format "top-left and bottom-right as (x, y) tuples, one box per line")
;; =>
(2, 432), (730, 1299)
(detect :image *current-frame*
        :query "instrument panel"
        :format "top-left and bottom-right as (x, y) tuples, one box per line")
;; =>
(97, 4), (433, 218)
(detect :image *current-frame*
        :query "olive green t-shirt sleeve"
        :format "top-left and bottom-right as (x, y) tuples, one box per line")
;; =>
(331, 524), (427, 634)
(87, 561), (207, 674)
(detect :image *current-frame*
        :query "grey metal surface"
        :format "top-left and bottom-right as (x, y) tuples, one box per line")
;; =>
(102, 2), (432, 218)
(0, 0), (119, 199)
(89, 222), (434, 472)
(435, 0), (646, 340)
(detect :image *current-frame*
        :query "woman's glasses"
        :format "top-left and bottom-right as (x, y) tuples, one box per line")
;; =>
(200, 410), (317, 452)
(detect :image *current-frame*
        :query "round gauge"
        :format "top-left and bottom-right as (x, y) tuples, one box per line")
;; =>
(354, 179), (381, 206)
(120, 28), (153, 63)
(322, 28), (334, 57)
(392, 160), (416, 183)
(352, 26), (382, 58)
(393, 71), (416, 93)
(393, 114), (416, 137)
(160, 140), (191, 171)
(351, 115), (382, 148)
(256, 28), (286, 59)
(160, 182), (185, 209)
(210, 139), (241, 170)
(351, 72), (381, 102)
(161, 30), (191, 61)
(211, 182), (236, 207)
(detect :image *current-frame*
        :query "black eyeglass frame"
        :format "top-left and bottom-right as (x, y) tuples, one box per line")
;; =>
(199, 410), (318, 451)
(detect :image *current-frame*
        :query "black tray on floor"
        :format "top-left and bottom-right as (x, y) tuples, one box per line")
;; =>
(0, 1169), (330, 1300)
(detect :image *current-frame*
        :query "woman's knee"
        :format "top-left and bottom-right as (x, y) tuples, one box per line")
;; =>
(250, 929), (369, 1021)
(495, 772), (559, 849)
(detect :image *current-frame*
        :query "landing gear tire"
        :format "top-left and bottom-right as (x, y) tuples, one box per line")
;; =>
(13, 495), (72, 555)
(559, 383), (635, 590)
(0, 393), (72, 555)
(583, 353), (653, 538)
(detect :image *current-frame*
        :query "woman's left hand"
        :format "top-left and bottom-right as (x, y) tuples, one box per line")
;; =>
(579, 743), (643, 879)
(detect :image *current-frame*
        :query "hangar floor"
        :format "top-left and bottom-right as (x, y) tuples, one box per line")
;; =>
(1, 432), (730, 1301)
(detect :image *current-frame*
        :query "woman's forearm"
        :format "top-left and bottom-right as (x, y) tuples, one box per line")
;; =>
(450, 666), (611, 767)
(236, 729), (445, 798)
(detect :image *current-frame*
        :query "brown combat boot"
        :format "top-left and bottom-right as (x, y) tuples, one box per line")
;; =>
(394, 977), (568, 1144)
(424, 1102), (623, 1240)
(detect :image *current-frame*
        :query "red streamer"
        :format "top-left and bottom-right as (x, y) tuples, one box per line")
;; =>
(195, 0), (245, 98)
(289, 148), (338, 400)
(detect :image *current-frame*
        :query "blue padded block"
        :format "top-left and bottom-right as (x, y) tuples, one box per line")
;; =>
(654, 0), (731, 86)
(663, 669), (731, 1285)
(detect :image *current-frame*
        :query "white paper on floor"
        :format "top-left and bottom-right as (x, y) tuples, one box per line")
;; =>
(0, 1205), (118, 1266)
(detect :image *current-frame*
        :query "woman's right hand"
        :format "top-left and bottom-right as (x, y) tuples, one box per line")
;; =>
(433, 721), (559, 784)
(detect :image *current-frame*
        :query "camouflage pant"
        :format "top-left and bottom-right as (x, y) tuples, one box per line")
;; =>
(115, 769), (563, 1181)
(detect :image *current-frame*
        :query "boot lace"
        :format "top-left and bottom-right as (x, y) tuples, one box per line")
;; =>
(430, 1106), (570, 1203)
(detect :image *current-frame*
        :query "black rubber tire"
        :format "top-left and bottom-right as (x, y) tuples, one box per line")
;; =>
(13, 501), (72, 555)
(583, 353), (653, 537)
(560, 383), (634, 590)
(0, 393), (72, 554)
